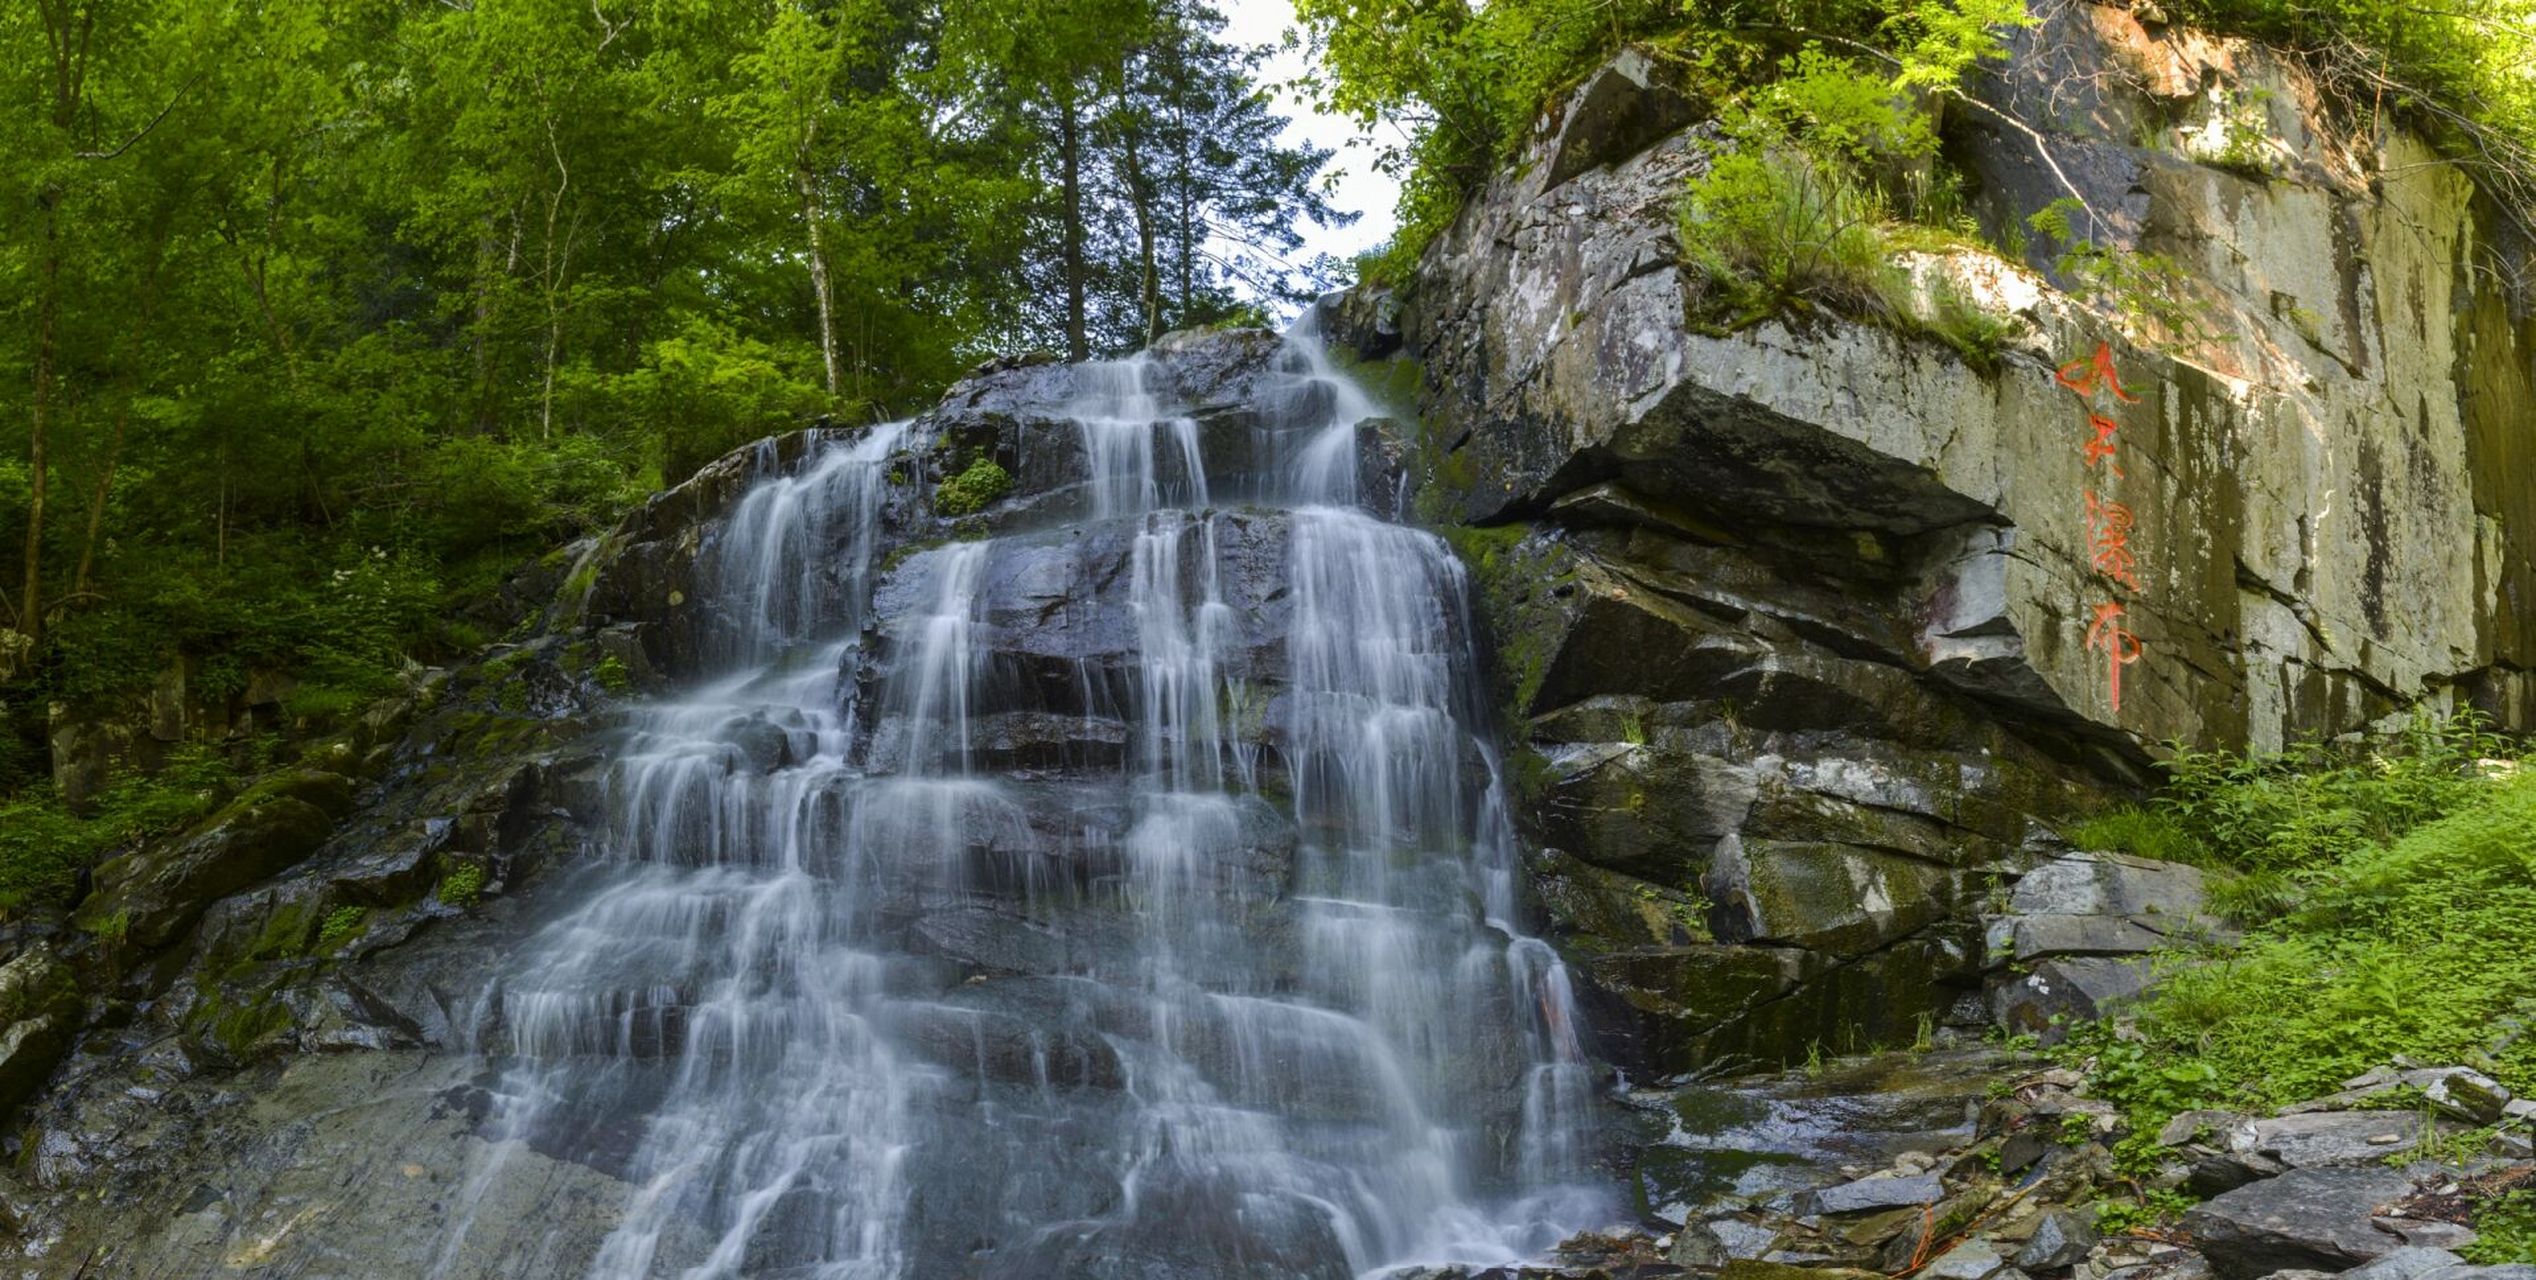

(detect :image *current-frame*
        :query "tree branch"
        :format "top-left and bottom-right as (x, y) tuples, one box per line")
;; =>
(74, 71), (204, 161)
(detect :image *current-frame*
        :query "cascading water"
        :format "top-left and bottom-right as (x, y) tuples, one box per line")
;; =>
(435, 327), (1609, 1278)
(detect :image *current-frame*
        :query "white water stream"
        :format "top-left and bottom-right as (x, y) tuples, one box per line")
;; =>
(434, 329), (1608, 1279)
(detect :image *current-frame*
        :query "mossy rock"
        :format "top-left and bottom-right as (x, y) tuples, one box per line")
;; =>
(79, 769), (356, 953)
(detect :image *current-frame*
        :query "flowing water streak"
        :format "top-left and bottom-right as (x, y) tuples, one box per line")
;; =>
(439, 423), (924, 1280)
(1070, 354), (1208, 518)
(719, 425), (912, 663)
(432, 327), (1606, 1280)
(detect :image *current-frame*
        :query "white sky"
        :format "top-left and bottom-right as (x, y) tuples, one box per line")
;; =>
(1218, 0), (1401, 281)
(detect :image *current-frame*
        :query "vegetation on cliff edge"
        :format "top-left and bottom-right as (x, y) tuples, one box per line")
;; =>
(1296, 0), (2536, 283)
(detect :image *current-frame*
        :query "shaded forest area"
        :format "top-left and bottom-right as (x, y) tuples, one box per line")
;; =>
(0, 0), (1345, 826)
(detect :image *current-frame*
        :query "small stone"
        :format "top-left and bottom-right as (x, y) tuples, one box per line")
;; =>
(2016, 1209), (2101, 1271)
(2373, 1220), (2478, 1252)
(1924, 1238), (2012, 1280)
(2105, 1253), (2214, 1280)
(2157, 1110), (2247, 1147)
(1833, 1206), (1928, 1248)
(2417, 1069), (2513, 1125)
(2001, 1131), (2051, 1174)
(1721, 1261), (1886, 1280)
(1811, 1172), (1944, 1215)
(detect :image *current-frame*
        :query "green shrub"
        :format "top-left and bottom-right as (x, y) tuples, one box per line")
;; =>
(593, 654), (634, 695)
(1910, 275), (2022, 367)
(2065, 805), (2204, 865)
(2466, 1188), (2536, 1265)
(2160, 710), (2505, 875)
(933, 456), (1012, 517)
(1681, 144), (1895, 322)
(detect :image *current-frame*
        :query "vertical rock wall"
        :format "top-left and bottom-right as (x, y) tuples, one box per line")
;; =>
(1329, 6), (2536, 1073)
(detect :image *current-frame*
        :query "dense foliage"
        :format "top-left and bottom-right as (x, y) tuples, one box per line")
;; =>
(2058, 715), (2536, 1241)
(0, 0), (1343, 800)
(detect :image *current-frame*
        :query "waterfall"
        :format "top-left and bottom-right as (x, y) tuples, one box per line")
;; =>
(434, 327), (1609, 1279)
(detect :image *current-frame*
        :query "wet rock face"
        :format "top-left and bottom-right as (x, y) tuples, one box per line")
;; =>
(4, 326), (1598, 1279)
(1323, 13), (2536, 1073)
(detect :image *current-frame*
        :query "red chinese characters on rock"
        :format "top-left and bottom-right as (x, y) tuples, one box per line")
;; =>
(2084, 491), (2140, 591)
(2084, 600), (2144, 715)
(2060, 341), (2146, 715)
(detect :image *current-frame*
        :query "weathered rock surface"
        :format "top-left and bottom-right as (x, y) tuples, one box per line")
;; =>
(2180, 1167), (2422, 1279)
(0, 946), (78, 1118)
(1322, 2), (2533, 1072)
(1982, 850), (2233, 1037)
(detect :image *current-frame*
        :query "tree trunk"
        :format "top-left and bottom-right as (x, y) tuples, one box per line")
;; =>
(1061, 92), (1088, 362)
(799, 165), (842, 398)
(22, 201), (60, 651)
(1121, 133), (1160, 345)
(73, 390), (131, 598)
(539, 116), (574, 439)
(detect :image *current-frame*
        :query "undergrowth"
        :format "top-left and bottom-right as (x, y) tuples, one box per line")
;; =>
(0, 742), (254, 913)
(2054, 713), (2534, 1225)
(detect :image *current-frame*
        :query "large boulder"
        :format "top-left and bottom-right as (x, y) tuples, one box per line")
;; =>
(2179, 1167), (2420, 1279)
(77, 768), (357, 952)
(0, 945), (79, 1117)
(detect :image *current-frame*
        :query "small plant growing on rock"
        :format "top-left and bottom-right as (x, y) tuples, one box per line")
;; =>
(437, 861), (487, 907)
(593, 654), (634, 695)
(934, 456), (1012, 517)
(317, 905), (367, 948)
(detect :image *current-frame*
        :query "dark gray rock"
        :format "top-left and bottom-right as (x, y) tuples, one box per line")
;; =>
(2341, 1247), (2468, 1280)
(2156, 1109), (2248, 1146)
(2180, 1166), (2420, 1280)
(1540, 45), (1703, 191)
(1923, 1237), (2012, 1280)
(2374, 1220), (2480, 1252)
(2416, 1068), (2513, 1125)
(2228, 1111), (2457, 1170)
(1674, 1216), (1783, 1267)
(1990, 956), (2156, 1041)
(0, 945), (79, 1117)
(76, 768), (356, 951)
(2007, 853), (2210, 920)
(1810, 1172), (1944, 1214)
(2103, 1255), (2215, 1280)
(2016, 1208), (2099, 1271)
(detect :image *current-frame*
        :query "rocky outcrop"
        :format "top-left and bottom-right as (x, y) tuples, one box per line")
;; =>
(1324, 7), (2536, 1073)
(1980, 849), (2234, 1039)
